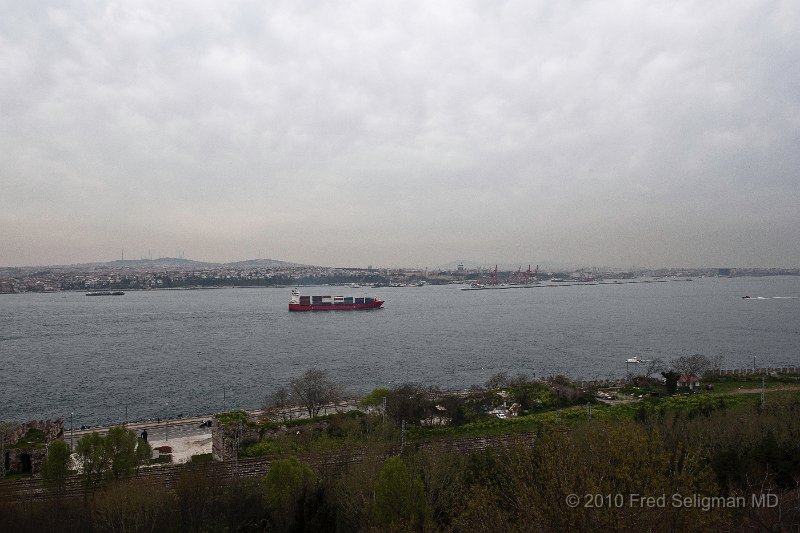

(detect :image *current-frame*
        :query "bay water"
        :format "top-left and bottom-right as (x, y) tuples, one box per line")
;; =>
(1, 276), (798, 426)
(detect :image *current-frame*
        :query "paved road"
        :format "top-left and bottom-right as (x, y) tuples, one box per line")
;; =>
(64, 400), (361, 450)
(65, 416), (214, 450)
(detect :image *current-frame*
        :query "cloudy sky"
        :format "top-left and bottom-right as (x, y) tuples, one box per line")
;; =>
(1, 1), (798, 268)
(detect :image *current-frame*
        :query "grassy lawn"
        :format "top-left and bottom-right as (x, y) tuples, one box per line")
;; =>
(231, 377), (800, 458)
(703, 374), (800, 394)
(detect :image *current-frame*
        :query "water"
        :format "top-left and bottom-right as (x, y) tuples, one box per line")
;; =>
(1, 277), (798, 426)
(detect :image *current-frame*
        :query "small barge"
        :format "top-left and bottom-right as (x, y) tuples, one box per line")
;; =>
(86, 291), (125, 296)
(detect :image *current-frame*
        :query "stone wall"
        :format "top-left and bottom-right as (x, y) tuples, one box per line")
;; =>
(211, 418), (266, 462)
(3, 419), (64, 475)
(211, 414), (329, 461)
(717, 367), (799, 376)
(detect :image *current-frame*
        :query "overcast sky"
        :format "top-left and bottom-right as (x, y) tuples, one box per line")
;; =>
(1, 1), (798, 269)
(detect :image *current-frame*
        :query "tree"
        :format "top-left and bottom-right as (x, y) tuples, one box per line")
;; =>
(709, 354), (726, 377)
(494, 421), (723, 531)
(262, 457), (319, 531)
(361, 387), (390, 408)
(671, 354), (710, 377)
(76, 427), (151, 483)
(105, 426), (152, 479)
(92, 478), (168, 532)
(290, 368), (340, 418)
(485, 372), (510, 389)
(662, 370), (680, 395)
(374, 457), (427, 529)
(266, 386), (291, 422)
(439, 395), (467, 425)
(76, 431), (109, 484)
(645, 358), (666, 378)
(41, 440), (72, 488)
(386, 383), (430, 426)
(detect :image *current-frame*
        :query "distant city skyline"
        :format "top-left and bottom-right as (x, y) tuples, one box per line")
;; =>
(2, 2), (798, 269)
(1, 253), (794, 273)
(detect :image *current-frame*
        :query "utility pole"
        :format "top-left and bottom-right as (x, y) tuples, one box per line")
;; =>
(382, 396), (387, 424)
(234, 421), (242, 477)
(124, 404), (128, 427)
(400, 419), (406, 454)
(70, 412), (74, 450)
(761, 375), (765, 408)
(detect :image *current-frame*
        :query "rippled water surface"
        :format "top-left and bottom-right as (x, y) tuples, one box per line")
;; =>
(1, 276), (798, 425)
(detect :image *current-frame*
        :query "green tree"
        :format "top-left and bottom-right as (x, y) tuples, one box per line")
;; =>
(361, 387), (390, 408)
(374, 456), (427, 530)
(262, 457), (319, 531)
(105, 426), (138, 479)
(76, 432), (109, 484)
(104, 426), (152, 479)
(76, 427), (151, 483)
(41, 439), (72, 488)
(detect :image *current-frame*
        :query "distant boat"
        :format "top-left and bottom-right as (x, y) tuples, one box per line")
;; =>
(86, 291), (125, 296)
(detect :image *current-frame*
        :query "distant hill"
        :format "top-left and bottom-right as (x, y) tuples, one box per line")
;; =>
(81, 257), (306, 269)
(226, 258), (306, 268)
(99, 258), (218, 269)
(2, 256), (314, 270)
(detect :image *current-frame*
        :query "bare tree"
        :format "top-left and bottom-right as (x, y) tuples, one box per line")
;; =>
(266, 386), (291, 422)
(709, 354), (726, 377)
(485, 372), (510, 389)
(670, 354), (710, 377)
(644, 358), (666, 378)
(289, 368), (340, 419)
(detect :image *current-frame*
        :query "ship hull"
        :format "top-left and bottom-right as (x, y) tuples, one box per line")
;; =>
(289, 301), (384, 312)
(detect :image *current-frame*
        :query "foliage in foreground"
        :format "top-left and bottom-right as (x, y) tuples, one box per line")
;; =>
(2, 392), (799, 532)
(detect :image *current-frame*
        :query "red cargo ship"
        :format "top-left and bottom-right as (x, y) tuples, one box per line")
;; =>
(289, 288), (384, 311)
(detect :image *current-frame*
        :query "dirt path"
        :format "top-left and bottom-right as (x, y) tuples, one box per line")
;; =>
(726, 384), (800, 395)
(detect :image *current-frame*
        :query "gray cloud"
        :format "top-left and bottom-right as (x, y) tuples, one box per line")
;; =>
(1, 0), (798, 267)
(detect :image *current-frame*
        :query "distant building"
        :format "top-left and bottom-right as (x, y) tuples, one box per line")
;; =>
(678, 375), (701, 390)
(718, 268), (732, 277)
